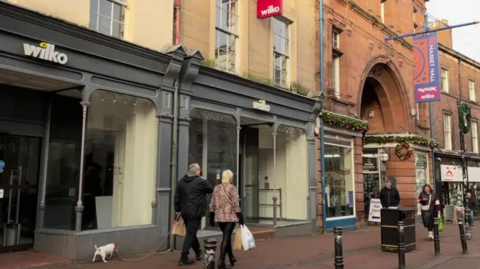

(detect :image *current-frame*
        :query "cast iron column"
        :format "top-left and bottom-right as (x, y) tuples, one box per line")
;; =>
(272, 131), (277, 226)
(433, 217), (440, 255)
(75, 101), (90, 232)
(203, 238), (217, 269)
(398, 221), (406, 269)
(458, 214), (468, 254)
(37, 96), (52, 229)
(333, 227), (344, 269)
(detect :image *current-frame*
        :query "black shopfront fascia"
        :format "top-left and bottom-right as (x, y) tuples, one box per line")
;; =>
(0, 1), (192, 260)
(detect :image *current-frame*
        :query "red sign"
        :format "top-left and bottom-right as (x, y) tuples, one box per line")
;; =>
(257, 0), (283, 19)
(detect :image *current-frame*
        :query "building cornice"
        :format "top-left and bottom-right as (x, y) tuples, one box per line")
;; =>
(198, 67), (317, 105)
(0, 1), (172, 65)
(439, 43), (480, 71)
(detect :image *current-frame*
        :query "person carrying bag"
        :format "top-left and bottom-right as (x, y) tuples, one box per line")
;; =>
(209, 170), (244, 269)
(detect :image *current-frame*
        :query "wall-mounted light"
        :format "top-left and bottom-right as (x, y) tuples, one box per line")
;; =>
(379, 151), (389, 163)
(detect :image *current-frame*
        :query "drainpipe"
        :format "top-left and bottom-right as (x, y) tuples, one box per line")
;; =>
(174, 0), (181, 44)
(319, 0), (327, 233)
(169, 78), (179, 249)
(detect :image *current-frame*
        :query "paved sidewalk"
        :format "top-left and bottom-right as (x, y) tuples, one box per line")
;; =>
(11, 223), (480, 269)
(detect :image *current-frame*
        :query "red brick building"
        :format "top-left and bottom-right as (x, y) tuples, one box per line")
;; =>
(431, 21), (480, 217)
(314, 0), (457, 230)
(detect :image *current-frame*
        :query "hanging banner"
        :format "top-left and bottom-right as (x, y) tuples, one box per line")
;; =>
(413, 32), (441, 103)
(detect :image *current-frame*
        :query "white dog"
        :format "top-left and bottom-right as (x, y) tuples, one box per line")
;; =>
(92, 243), (118, 263)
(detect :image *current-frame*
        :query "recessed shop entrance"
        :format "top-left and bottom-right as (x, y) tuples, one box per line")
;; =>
(188, 110), (309, 229)
(0, 134), (41, 253)
(0, 68), (81, 253)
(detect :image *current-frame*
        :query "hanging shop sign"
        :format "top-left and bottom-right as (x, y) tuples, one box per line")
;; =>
(440, 165), (463, 182)
(23, 42), (69, 65)
(257, 0), (283, 19)
(363, 157), (378, 172)
(253, 99), (271, 112)
(413, 32), (441, 103)
(467, 167), (480, 183)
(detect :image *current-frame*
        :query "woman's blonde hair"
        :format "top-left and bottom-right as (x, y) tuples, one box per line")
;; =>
(221, 170), (234, 184)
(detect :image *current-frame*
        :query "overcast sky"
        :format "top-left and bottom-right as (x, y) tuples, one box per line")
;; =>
(426, 0), (480, 61)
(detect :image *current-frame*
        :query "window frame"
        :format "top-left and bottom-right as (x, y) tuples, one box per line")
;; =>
(214, 0), (239, 73)
(441, 67), (449, 93)
(380, 0), (386, 24)
(273, 17), (290, 88)
(473, 121), (479, 153)
(324, 136), (356, 220)
(443, 113), (452, 150)
(90, 0), (127, 38)
(469, 79), (476, 102)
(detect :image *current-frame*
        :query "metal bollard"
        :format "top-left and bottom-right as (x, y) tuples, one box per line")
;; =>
(465, 208), (473, 240)
(203, 238), (217, 269)
(433, 217), (440, 256)
(333, 227), (344, 269)
(458, 218), (469, 254)
(398, 221), (406, 269)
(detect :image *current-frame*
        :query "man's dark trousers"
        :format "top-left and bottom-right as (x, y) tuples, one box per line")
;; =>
(181, 218), (202, 256)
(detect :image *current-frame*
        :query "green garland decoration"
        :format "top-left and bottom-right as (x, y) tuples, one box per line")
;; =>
(363, 135), (440, 148)
(395, 142), (413, 160)
(321, 112), (369, 132)
(459, 102), (472, 134)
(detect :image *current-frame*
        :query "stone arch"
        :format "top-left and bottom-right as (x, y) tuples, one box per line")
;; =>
(357, 55), (413, 133)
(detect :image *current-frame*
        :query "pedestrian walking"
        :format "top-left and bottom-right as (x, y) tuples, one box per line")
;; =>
(174, 163), (214, 266)
(466, 190), (477, 226)
(418, 184), (441, 240)
(379, 179), (400, 208)
(209, 169), (244, 269)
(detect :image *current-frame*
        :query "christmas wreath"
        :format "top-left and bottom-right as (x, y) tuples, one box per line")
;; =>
(459, 102), (472, 134)
(395, 142), (413, 160)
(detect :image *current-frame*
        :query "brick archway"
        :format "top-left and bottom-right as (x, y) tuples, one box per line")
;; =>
(357, 56), (412, 133)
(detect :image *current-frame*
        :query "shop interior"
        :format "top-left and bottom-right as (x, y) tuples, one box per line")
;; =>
(0, 68), (80, 252)
(362, 149), (386, 217)
(188, 110), (309, 229)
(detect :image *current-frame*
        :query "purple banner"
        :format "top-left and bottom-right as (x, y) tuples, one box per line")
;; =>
(413, 32), (441, 103)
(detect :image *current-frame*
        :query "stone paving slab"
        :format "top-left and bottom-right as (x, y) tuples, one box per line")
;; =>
(7, 223), (480, 269)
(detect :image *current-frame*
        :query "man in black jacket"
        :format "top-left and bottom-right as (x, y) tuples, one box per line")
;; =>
(379, 179), (401, 208)
(175, 163), (214, 266)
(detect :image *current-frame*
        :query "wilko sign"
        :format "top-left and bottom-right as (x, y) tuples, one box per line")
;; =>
(23, 42), (68, 65)
(413, 32), (441, 103)
(257, 0), (283, 19)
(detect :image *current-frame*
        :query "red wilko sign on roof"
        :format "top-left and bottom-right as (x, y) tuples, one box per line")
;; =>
(257, 0), (283, 19)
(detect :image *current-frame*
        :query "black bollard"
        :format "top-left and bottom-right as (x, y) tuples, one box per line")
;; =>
(203, 238), (217, 269)
(398, 221), (406, 269)
(333, 227), (344, 269)
(465, 208), (473, 240)
(458, 218), (469, 254)
(433, 217), (440, 256)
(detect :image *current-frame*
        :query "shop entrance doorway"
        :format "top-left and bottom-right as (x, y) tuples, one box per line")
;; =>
(0, 134), (41, 253)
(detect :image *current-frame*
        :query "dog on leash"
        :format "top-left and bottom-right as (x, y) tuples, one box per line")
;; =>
(92, 243), (118, 263)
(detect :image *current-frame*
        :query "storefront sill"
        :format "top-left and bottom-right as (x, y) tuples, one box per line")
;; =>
(76, 224), (157, 235)
(36, 225), (157, 236)
(35, 229), (76, 235)
(326, 216), (356, 221)
(274, 221), (311, 228)
(325, 216), (356, 231)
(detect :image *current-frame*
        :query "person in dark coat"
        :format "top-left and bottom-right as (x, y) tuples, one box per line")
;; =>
(379, 179), (401, 208)
(466, 190), (477, 225)
(174, 163), (214, 266)
(418, 184), (441, 240)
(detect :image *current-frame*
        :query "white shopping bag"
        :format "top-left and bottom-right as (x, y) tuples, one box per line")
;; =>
(240, 225), (256, 251)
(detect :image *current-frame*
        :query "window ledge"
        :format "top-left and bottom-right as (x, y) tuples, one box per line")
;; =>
(333, 47), (344, 57)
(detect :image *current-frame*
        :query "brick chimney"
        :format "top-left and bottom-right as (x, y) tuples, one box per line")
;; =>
(429, 19), (452, 48)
